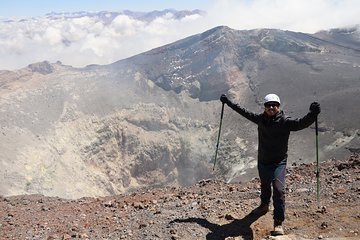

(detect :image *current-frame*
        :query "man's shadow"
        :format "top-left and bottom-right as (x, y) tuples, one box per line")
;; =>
(170, 211), (266, 240)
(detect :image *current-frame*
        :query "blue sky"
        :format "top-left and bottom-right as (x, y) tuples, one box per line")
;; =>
(0, 0), (212, 17)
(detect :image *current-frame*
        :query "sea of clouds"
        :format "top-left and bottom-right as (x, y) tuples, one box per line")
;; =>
(1, 0), (359, 70)
(0, 10), (207, 70)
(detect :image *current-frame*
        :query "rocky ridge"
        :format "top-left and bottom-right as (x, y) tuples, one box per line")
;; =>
(1, 26), (360, 199)
(1, 154), (359, 240)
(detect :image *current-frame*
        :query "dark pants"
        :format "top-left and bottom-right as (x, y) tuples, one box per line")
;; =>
(258, 161), (286, 223)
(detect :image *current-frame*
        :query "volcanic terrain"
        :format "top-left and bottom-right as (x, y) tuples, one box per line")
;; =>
(1, 154), (359, 240)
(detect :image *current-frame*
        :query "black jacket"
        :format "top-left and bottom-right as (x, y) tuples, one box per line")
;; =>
(226, 101), (317, 165)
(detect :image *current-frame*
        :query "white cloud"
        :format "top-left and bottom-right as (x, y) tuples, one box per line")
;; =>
(44, 27), (63, 45)
(0, 1), (359, 70)
(0, 12), (206, 70)
(207, 0), (360, 33)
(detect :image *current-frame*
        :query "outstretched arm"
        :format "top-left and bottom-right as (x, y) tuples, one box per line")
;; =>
(220, 94), (260, 124)
(287, 102), (321, 131)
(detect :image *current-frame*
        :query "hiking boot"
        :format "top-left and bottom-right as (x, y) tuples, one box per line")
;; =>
(272, 222), (284, 236)
(251, 203), (269, 215)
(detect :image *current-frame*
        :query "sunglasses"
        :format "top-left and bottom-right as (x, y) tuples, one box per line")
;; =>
(264, 102), (280, 108)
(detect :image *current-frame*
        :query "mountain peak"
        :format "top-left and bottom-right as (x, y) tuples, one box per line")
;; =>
(124, 26), (329, 101)
(1, 25), (359, 207)
(27, 61), (55, 74)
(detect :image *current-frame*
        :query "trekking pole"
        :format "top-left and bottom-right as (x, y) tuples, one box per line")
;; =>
(213, 102), (225, 171)
(315, 116), (320, 208)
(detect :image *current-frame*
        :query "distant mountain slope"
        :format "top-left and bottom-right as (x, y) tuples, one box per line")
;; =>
(0, 26), (359, 198)
(313, 26), (360, 51)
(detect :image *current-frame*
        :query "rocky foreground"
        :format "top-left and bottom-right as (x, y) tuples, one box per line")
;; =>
(1, 154), (359, 240)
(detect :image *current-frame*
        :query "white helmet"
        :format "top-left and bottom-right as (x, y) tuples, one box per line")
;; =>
(264, 94), (281, 105)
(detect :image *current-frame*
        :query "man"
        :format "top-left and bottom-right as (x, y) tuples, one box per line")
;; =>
(220, 93), (320, 236)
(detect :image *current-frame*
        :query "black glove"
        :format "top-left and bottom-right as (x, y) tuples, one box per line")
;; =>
(310, 102), (321, 115)
(220, 94), (230, 104)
